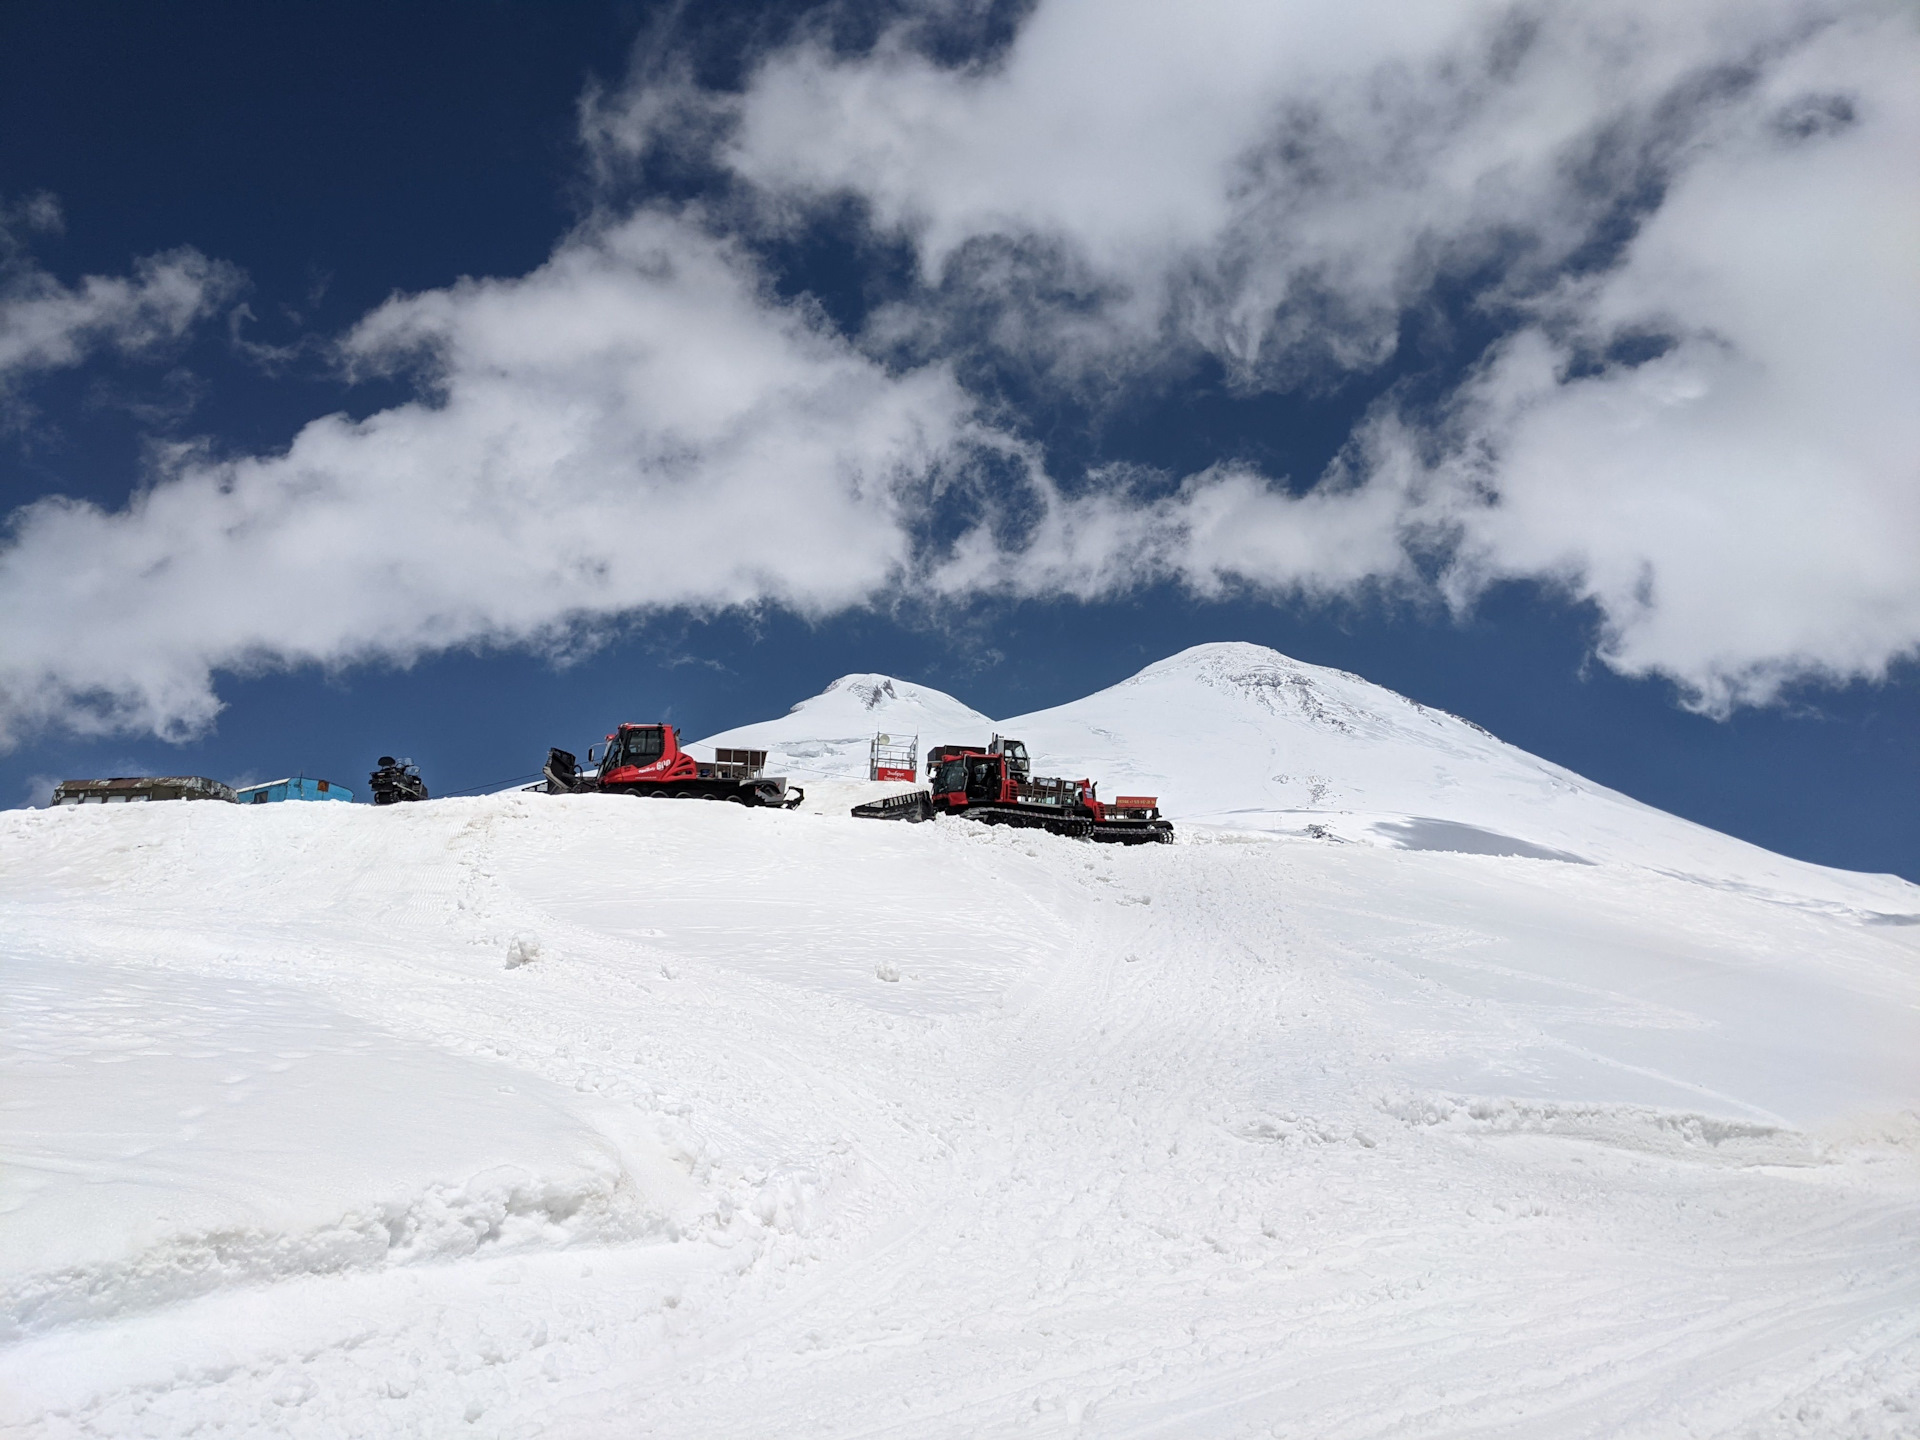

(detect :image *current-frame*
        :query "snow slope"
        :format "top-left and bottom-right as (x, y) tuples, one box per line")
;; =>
(712, 643), (1918, 911)
(996, 645), (1912, 906)
(3, 645), (1918, 1438)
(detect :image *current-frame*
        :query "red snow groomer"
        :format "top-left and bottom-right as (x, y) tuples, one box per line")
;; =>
(851, 735), (1172, 844)
(543, 724), (803, 808)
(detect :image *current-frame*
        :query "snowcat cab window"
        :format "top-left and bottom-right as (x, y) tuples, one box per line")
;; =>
(616, 727), (665, 767)
(935, 758), (968, 794)
(966, 757), (997, 800)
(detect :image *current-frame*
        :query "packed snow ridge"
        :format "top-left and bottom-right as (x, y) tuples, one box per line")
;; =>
(4, 642), (1918, 1438)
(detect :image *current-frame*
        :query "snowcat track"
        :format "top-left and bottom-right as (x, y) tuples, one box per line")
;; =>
(960, 804), (1095, 840)
(1089, 818), (1176, 845)
(962, 804), (1173, 842)
(850, 793), (1172, 842)
(600, 778), (802, 807)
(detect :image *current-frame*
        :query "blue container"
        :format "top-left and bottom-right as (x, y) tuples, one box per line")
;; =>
(235, 776), (354, 805)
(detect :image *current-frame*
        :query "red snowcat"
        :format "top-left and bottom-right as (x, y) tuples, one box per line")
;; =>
(851, 735), (1172, 844)
(543, 724), (803, 808)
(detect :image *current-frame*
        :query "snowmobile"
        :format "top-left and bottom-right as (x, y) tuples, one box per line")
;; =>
(368, 757), (429, 805)
(542, 723), (803, 808)
(851, 735), (1173, 843)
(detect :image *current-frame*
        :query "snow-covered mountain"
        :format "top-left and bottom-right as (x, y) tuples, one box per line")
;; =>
(5, 643), (1918, 1437)
(690, 671), (990, 780)
(1001, 641), (1608, 827)
(707, 642), (1912, 910)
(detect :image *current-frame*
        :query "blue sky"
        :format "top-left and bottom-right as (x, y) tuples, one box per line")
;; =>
(2, 0), (1916, 879)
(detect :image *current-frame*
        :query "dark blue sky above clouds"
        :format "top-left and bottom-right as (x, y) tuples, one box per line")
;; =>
(1, 0), (1916, 879)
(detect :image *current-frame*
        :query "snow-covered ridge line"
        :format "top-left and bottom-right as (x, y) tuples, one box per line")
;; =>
(700, 641), (1919, 908)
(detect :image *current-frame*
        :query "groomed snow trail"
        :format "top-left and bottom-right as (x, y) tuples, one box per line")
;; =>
(3, 785), (1917, 1438)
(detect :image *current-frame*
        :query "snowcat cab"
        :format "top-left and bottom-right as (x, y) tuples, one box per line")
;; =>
(595, 724), (694, 785)
(542, 723), (802, 808)
(988, 735), (1030, 782)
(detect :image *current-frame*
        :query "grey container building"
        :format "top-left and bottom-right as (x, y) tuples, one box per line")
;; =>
(51, 776), (237, 805)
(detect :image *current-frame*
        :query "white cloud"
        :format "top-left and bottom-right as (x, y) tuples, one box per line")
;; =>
(714, 0), (1920, 705)
(931, 454), (1417, 605)
(0, 211), (976, 744)
(721, 0), (1819, 388)
(2, 0), (1915, 747)
(1422, 9), (1920, 711)
(17, 772), (58, 808)
(0, 196), (239, 393)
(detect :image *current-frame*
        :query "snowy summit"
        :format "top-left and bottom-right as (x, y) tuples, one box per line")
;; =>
(691, 671), (992, 781)
(3, 643), (1918, 1436)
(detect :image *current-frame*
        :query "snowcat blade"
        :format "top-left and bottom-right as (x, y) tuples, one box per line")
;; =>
(851, 790), (932, 822)
(542, 747), (584, 794)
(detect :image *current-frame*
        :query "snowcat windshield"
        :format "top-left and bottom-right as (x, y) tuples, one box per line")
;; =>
(615, 728), (665, 766)
(935, 758), (969, 793)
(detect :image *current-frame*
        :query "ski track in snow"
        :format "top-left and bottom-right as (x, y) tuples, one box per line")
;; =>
(3, 646), (1919, 1438)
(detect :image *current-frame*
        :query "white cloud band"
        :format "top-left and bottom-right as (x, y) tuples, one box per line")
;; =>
(1, 0), (1915, 743)
(0, 213), (971, 743)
